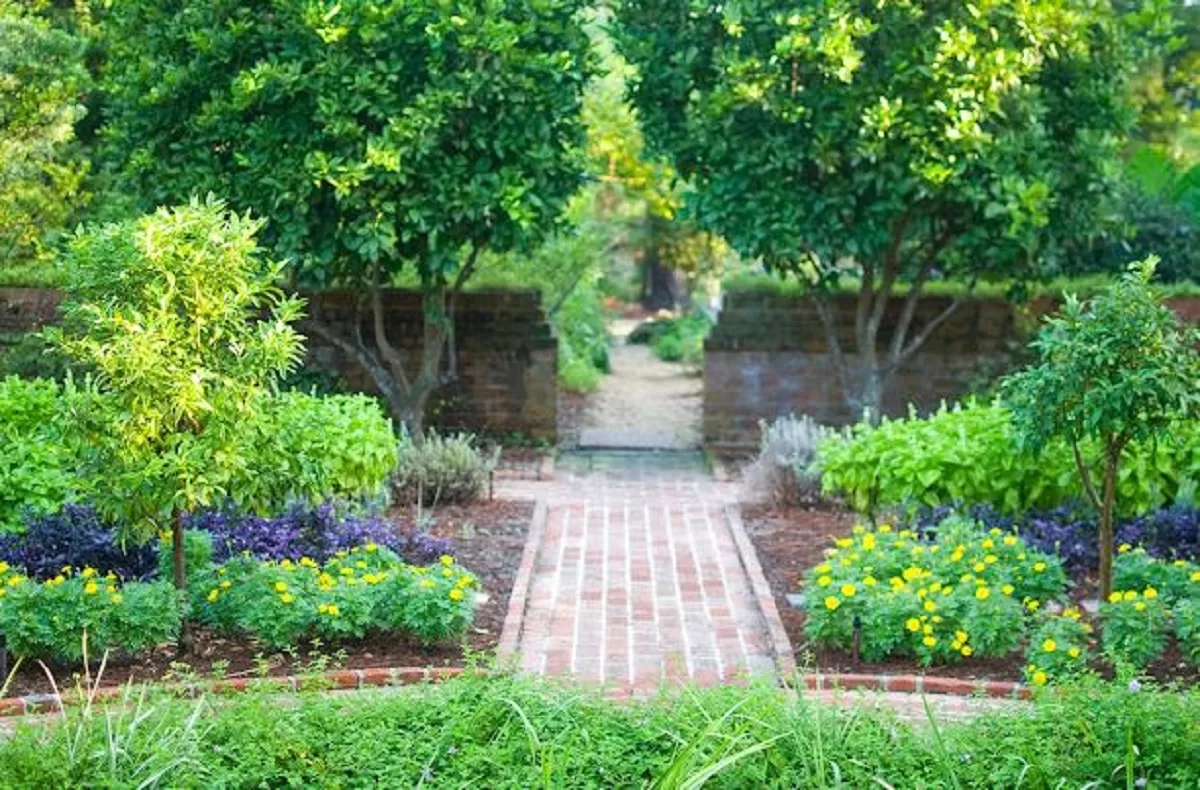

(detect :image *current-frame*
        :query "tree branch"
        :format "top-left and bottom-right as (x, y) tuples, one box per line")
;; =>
(304, 313), (399, 404)
(888, 222), (956, 362)
(370, 267), (412, 395)
(1071, 438), (1103, 513)
(813, 296), (854, 411)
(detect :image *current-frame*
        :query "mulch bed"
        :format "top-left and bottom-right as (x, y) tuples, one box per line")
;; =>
(4, 499), (534, 698)
(743, 504), (1198, 686)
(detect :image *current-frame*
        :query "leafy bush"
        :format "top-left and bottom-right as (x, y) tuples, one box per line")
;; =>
(1100, 549), (1199, 669)
(1176, 598), (1200, 666)
(1, 674), (1197, 788)
(1023, 608), (1092, 686)
(554, 279), (610, 393)
(0, 376), (83, 531)
(391, 432), (497, 506)
(232, 392), (397, 513)
(1101, 589), (1172, 669)
(801, 517), (1067, 665)
(0, 564), (181, 663)
(186, 503), (451, 566)
(630, 311), (712, 365)
(742, 414), (827, 506)
(0, 504), (158, 582)
(191, 543), (475, 649)
(819, 400), (1199, 516)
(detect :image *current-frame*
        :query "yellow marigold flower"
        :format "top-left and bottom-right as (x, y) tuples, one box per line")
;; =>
(281, 560), (294, 571)
(83, 581), (99, 595)
(217, 567), (227, 576)
(274, 581), (288, 593)
(861, 534), (876, 550)
(984, 555), (998, 565)
(1033, 562), (1046, 573)
(1172, 559), (1185, 567)
(1032, 670), (1048, 686)
(835, 538), (853, 549)
(852, 524), (865, 535)
(1143, 587), (1158, 600)
(817, 575), (832, 587)
(840, 583), (856, 598)
(922, 636), (937, 648)
(220, 580), (231, 590)
(941, 587), (952, 597)
(1134, 602), (1147, 612)
(951, 550), (965, 562)
(1017, 553), (1026, 561)
(890, 577), (904, 588)
(300, 557), (317, 568)
(911, 546), (925, 555)
(106, 585), (116, 595)
(1123, 590), (1138, 602)
(1001, 584), (1015, 596)
(1067, 647), (1081, 659)
(973, 562), (986, 573)
(923, 600), (936, 612)
(1003, 535), (1018, 547)
(109, 594), (122, 605)
(878, 524), (892, 533)
(816, 564), (831, 574)
(955, 630), (968, 643)
(327, 604), (340, 617)
(932, 615), (942, 623)
(449, 588), (464, 602)
(982, 539), (995, 550)
(906, 618), (921, 632)
(318, 603), (329, 614)
(442, 568), (454, 578)
(961, 573), (974, 583)
(340, 567), (354, 577)
(951, 640), (962, 651)
(0, 562), (7, 574)
(420, 579), (435, 590)
(1118, 543), (1131, 554)
(1062, 607), (1081, 620)
(929, 545), (940, 554)
(1108, 591), (1123, 603)
(1042, 639), (1057, 653)
(975, 587), (990, 600)
(440, 555), (454, 566)
(81, 567), (96, 579)
(863, 575), (877, 587)
(902, 567), (922, 581)
(824, 596), (840, 611)
(457, 575), (474, 588)
(960, 646), (973, 657)
(917, 588), (927, 599)
(354, 560), (366, 570)
(280, 593), (295, 604)
(365, 543), (378, 553)
(922, 623), (933, 635)
(929, 581), (942, 593)
(207, 589), (220, 603)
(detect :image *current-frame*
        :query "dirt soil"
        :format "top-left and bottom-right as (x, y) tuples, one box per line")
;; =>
(5, 500), (534, 698)
(743, 504), (1198, 685)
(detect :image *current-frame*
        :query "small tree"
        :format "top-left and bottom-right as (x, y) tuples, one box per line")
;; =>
(54, 197), (305, 597)
(1003, 258), (1199, 600)
(96, 1), (593, 440)
(0, 0), (89, 270)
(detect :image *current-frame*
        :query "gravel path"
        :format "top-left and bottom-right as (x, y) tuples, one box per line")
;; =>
(578, 319), (702, 449)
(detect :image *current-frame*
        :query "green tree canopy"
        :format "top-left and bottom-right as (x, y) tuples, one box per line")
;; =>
(0, 0), (90, 272)
(614, 0), (1141, 419)
(1003, 258), (1200, 600)
(96, 0), (593, 436)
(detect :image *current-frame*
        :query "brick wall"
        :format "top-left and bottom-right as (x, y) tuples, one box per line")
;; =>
(704, 291), (1200, 449)
(0, 287), (558, 441)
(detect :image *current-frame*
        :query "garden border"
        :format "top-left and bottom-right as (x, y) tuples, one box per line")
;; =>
(0, 666), (1029, 719)
(723, 504), (798, 678)
(497, 499), (549, 657)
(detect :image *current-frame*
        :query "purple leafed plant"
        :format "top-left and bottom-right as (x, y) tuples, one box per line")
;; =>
(188, 502), (453, 565)
(0, 504), (159, 581)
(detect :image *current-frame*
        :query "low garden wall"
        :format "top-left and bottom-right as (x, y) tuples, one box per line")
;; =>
(704, 291), (1200, 448)
(0, 287), (558, 441)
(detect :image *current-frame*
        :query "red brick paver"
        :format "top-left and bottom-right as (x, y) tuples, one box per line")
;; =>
(498, 452), (782, 693)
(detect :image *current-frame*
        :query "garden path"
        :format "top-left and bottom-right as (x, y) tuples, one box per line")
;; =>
(496, 451), (789, 696)
(576, 320), (702, 450)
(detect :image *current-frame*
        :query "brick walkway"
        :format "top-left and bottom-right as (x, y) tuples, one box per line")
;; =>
(497, 452), (787, 694)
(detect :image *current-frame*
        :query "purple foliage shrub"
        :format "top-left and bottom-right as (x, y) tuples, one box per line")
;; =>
(0, 504), (159, 581)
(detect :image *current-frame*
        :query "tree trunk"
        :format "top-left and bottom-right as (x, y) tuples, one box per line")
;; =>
(171, 508), (193, 654)
(1097, 449), (1120, 602)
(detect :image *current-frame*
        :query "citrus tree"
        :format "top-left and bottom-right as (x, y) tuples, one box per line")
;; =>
(614, 0), (1141, 420)
(96, 0), (593, 439)
(1003, 258), (1200, 601)
(53, 198), (305, 595)
(0, 0), (89, 273)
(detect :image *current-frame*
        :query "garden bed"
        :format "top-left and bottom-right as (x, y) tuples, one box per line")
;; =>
(742, 504), (1198, 685)
(4, 499), (535, 697)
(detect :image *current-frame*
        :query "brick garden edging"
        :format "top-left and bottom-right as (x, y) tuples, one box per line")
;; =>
(722, 504), (798, 678)
(496, 499), (549, 657)
(793, 672), (1031, 700)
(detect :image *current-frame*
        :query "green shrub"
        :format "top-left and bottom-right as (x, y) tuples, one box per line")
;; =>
(391, 432), (496, 507)
(558, 354), (602, 393)
(554, 279), (610, 392)
(0, 563), (181, 663)
(191, 543), (475, 649)
(1175, 598), (1200, 667)
(1023, 608), (1091, 686)
(801, 516), (1067, 665)
(1101, 588), (1171, 670)
(818, 400), (1199, 516)
(0, 376), (81, 532)
(1101, 548), (1199, 670)
(234, 392), (397, 512)
(644, 311), (711, 365)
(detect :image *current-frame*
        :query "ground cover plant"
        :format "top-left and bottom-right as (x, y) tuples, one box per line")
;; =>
(742, 414), (828, 506)
(801, 516), (1068, 666)
(0, 673), (1196, 788)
